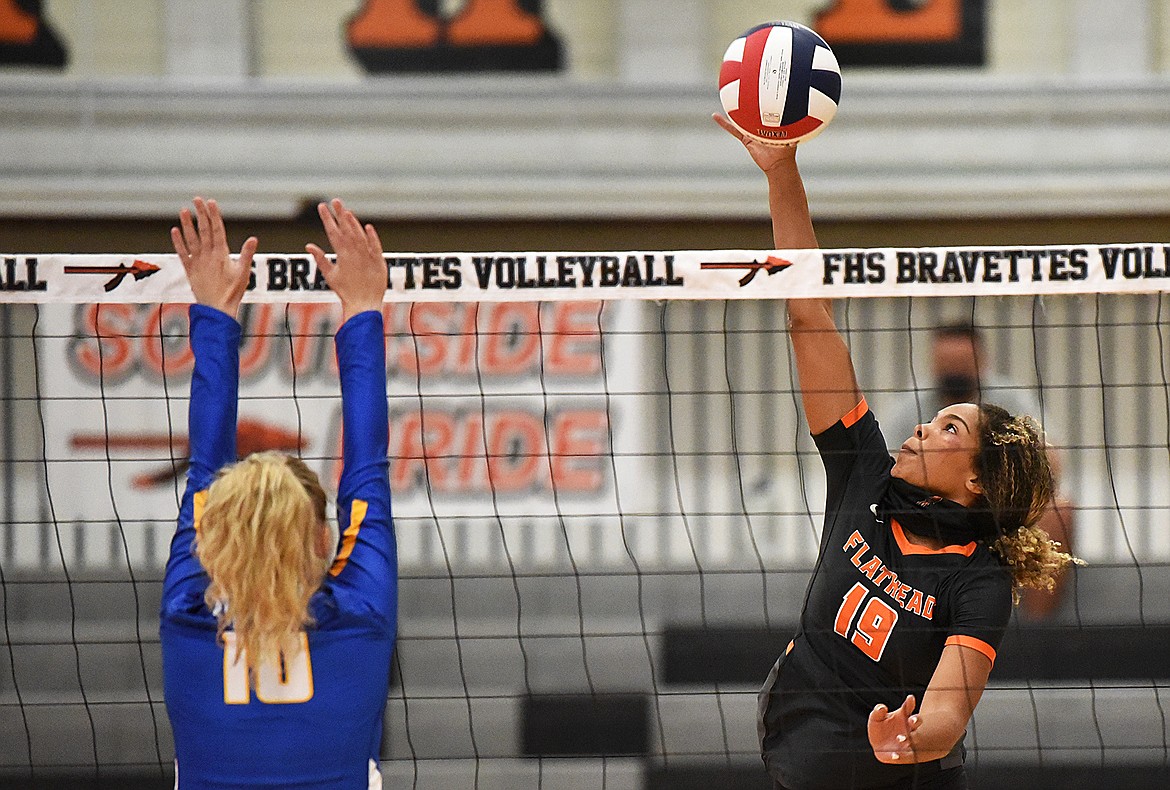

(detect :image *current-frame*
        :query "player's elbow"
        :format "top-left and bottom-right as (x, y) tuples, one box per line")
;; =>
(785, 299), (834, 333)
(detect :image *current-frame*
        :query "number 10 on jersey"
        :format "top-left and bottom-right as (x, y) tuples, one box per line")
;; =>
(222, 632), (315, 704)
(834, 582), (898, 662)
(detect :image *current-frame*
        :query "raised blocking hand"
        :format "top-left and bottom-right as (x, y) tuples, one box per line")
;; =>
(170, 197), (257, 319)
(306, 198), (388, 323)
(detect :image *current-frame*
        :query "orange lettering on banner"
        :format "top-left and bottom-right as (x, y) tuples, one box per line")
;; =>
(546, 302), (601, 375)
(381, 408), (607, 495)
(75, 305), (136, 378)
(284, 303), (335, 373)
(142, 304), (196, 377)
(483, 303), (541, 375)
(458, 414), (485, 486)
(347, 0), (441, 48)
(488, 411), (546, 490)
(406, 303), (458, 376)
(416, 411), (457, 490)
(239, 305), (276, 377)
(393, 303), (598, 378)
(389, 414), (425, 489)
(447, 0), (544, 46)
(816, 0), (961, 43)
(456, 304), (480, 371)
(68, 302), (603, 384)
(0, 0), (37, 44)
(550, 411), (606, 491)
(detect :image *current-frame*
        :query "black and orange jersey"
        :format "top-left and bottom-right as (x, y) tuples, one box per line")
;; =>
(759, 400), (1012, 790)
(160, 305), (395, 789)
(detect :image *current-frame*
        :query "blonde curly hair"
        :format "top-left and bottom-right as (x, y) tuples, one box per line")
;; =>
(975, 404), (1082, 596)
(197, 452), (329, 687)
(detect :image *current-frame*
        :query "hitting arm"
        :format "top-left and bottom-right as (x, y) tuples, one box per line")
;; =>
(715, 115), (862, 433)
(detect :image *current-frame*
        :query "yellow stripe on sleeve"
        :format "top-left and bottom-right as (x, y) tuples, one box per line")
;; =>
(328, 499), (368, 577)
(193, 490), (207, 539)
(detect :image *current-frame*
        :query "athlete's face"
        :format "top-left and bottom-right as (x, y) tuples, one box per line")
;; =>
(891, 402), (983, 505)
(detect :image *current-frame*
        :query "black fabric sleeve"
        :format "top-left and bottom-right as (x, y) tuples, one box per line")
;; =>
(946, 565), (1013, 665)
(812, 402), (894, 509)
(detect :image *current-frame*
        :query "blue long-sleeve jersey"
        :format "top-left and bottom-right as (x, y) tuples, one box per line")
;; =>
(161, 304), (396, 789)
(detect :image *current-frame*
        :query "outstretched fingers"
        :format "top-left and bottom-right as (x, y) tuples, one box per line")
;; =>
(712, 112), (798, 175)
(173, 206), (199, 261)
(172, 196), (255, 317)
(316, 200), (357, 260)
(206, 198), (228, 254)
(335, 198), (364, 236)
(305, 242), (334, 280)
(307, 198), (387, 320)
(193, 197), (214, 247)
(238, 235), (259, 270)
(364, 222), (383, 257)
(170, 224), (191, 264)
(316, 199), (339, 238)
(712, 112), (748, 145)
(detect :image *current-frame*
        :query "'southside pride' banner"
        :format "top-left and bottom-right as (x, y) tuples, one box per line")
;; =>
(2, 245), (1169, 303)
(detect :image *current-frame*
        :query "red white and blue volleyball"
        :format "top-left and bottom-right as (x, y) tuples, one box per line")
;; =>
(719, 21), (841, 145)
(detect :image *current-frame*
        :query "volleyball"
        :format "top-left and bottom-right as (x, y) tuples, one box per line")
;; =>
(718, 21), (841, 145)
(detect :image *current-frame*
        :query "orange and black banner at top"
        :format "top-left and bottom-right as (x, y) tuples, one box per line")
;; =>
(0, 0), (66, 68)
(815, 0), (985, 68)
(347, 0), (562, 73)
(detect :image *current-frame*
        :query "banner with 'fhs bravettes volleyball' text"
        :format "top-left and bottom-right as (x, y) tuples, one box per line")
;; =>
(1, 245), (1169, 303)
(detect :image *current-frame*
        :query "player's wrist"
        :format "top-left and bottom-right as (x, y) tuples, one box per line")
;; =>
(191, 301), (241, 326)
(339, 303), (382, 325)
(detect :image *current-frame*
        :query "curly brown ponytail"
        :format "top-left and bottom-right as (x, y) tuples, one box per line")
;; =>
(974, 404), (1082, 595)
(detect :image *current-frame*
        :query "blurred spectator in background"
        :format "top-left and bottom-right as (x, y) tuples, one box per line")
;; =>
(882, 321), (1076, 621)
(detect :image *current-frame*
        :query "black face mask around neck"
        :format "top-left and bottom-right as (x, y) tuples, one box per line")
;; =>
(878, 477), (1000, 545)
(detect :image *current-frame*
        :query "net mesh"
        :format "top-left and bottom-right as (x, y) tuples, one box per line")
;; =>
(1, 277), (1169, 787)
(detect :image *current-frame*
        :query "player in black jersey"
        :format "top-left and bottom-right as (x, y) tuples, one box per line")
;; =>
(714, 114), (1080, 790)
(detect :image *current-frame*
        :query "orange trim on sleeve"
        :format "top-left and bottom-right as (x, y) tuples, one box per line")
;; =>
(841, 398), (869, 429)
(891, 519), (977, 557)
(328, 499), (368, 577)
(945, 635), (997, 667)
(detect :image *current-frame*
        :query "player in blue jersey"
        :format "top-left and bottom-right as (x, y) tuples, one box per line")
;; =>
(715, 115), (1079, 789)
(162, 195), (394, 789)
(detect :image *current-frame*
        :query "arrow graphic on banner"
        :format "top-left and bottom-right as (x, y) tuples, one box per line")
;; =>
(700, 255), (794, 287)
(70, 418), (308, 489)
(63, 260), (161, 292)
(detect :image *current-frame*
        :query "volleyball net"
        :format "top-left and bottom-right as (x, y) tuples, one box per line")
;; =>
(1, 245), (1169, 788)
